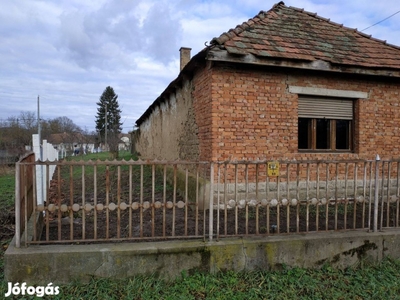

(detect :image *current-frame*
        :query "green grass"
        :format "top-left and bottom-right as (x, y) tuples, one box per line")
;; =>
(66, 150), (135, 162)
(58, 151), (138, 184)
(0, 166), (15, 208)
(58, 151), (174, 201)
(1, 157), (400, 299)
(1, 258), (399, 299)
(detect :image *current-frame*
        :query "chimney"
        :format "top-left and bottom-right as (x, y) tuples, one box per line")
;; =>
(179, 47), (191, 71)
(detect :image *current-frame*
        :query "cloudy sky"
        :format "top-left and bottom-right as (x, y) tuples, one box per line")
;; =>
(1, 0), (399, 133)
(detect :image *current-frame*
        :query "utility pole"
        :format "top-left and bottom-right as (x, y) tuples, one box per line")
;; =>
(37, 95), (41, 147)
(37, 95), (44, 205)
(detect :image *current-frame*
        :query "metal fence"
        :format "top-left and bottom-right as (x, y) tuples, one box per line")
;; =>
(14, 156), (400, 247)
(15, 153), (36, 247)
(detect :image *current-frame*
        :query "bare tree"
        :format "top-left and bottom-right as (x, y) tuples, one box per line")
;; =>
(6, 111), (37, 152)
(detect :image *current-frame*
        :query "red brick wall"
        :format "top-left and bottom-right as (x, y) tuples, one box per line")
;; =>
(203, 63), (400, 161)
(210, 65), (296, 161)
(192, 62), (214, 161)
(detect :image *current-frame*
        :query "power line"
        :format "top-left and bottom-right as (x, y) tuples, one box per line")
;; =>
(361, 10), (400, 31)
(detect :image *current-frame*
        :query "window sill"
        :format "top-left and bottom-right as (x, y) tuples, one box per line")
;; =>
(298, 150), (353, 153)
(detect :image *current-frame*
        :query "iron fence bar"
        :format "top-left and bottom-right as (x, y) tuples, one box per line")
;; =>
(397, 162), (400, 227)
(195, 164), (199, 236)
(306, 163), (310, 233)
(276, 165), (280, 234)
(296, 163), (300, 233)
(286, 163), (290, 233)
(266, 162), (270, 235)
(224, 163), (228, 236)
(344, 163), (348, 230)
(380, 161), (385, 230)
(54, 167), (60, 243)
(82, 165), (86, 240)
(45, 185), (49, 242)
(172, 164), (177, 237)
(140, 164), (144, 238)
(106, 165), (110, 239)
(321, 163), (329, 231)
(255, 163), (259, 235)
(334, 163), (338, 231)
(235, 164), (238, 235)
(216, 164), (220, 240)
(15, 162), (20, 248)
(353, 163), (358, 229)
(386, 162), (391, 228)
(362, 162), (367, 229)
(316, 162), (320, 231)
(368, 161), (373, 231)
(129, 165), (133, 238)
(118, 165), (122, 239)
(203, 164), (206, 242)
(151, 164), (155, 237)
(209, 162), (214, 242)
(163, 165), (167, 238)
(68, 165), (73, 241)
(23, 164), (28, 246)
(93, 165), (98, 239)
(374, 155), (380, 232)
(32, 161), (37, 243)
(325, 163), (329, 231)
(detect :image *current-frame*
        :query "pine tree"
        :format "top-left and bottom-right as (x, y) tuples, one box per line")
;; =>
(96, 86), (122, 152)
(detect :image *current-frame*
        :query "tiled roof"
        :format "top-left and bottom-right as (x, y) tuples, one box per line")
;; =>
(210, 1), (400, 69)
(136, 2), (400, 127)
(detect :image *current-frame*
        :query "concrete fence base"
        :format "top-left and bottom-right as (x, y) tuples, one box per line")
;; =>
(5, 229), (400, 285)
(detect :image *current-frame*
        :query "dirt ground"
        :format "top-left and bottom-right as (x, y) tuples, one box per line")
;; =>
(40, 205), (372, 243)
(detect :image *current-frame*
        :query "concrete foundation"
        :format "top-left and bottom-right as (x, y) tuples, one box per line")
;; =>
(5, 229), (400, 285)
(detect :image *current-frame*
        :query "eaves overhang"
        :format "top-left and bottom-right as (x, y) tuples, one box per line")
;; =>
(206, 48), (400, 78)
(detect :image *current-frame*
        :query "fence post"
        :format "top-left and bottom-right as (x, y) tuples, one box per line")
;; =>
(209, 162), (214, 241)
(373, 154), (380, 232)
(15, 162), (21, 248)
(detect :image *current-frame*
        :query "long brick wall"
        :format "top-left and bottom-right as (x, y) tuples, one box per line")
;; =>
(136, 61), (400, 164)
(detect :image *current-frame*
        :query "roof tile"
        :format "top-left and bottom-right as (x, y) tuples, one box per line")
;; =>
(210, 2), (400, 69)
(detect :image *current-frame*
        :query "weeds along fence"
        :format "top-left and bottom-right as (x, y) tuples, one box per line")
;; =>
(14, 157), (400, 247)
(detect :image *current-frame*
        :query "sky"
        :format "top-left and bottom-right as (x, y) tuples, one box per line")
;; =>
(1, 0), (399, 133)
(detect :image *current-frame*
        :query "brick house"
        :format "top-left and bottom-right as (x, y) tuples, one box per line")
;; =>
(134, 1), (400, 162)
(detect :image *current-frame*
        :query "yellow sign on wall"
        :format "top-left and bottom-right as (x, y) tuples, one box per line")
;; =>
(267, 161), (279, 177)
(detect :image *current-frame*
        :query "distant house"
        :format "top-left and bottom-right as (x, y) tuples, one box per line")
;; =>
(47, 132), (95, 156)
(119, 133), (131, 151)
(134, 1), (400, 162)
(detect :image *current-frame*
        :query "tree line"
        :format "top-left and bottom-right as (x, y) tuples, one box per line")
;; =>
(0, 112), (94, 157)
(0, 86), (123, 158)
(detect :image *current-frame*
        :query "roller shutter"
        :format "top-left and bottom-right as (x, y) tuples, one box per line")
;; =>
(298, 96), (353, 120)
